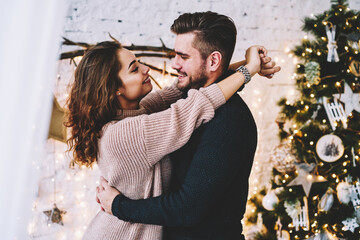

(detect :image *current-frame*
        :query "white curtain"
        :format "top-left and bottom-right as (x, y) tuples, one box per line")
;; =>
(0, 0), (66, 238)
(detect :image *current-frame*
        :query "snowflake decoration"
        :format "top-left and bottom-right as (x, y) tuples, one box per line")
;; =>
(342, 217), (359, 233)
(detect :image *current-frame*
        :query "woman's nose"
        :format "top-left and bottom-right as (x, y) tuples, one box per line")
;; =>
(142, 64), (150, 74)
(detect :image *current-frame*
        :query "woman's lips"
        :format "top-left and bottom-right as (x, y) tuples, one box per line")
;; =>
(143, 76), (151, 84)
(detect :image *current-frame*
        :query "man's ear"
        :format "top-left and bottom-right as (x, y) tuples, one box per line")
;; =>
(207, 51), (222, 72)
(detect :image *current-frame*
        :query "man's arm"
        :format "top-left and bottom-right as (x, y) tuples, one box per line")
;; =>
(99, 102), (257, 227)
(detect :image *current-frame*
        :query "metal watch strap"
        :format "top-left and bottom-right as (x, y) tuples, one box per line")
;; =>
(236, 65), (251, 84)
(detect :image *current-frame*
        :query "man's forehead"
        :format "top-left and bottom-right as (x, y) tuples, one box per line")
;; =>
(174, 33), (197, 55)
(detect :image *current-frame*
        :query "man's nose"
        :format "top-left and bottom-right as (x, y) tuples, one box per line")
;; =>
(171, 55), (181, 70)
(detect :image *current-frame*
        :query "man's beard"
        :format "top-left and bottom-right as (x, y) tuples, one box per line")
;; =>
(177, 63), (208, 91)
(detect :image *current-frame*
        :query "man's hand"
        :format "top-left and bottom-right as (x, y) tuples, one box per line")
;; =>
(258, 54), (281, 79)
(244, 45), (267, 76)
(96, 176), (121, 215)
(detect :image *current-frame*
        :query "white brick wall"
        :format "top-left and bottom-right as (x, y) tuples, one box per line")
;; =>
(31, 1), (360, 239)
(62, 0), (360, 53)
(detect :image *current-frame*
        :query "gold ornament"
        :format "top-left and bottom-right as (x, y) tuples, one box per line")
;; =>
(350, 60), (360, 77)
(48, 97), (67, 143)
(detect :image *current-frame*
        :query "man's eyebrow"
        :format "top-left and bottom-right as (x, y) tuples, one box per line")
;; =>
(175, 51), (190, 57)
(128, 60), (136, 69)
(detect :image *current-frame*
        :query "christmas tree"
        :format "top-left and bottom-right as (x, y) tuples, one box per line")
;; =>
(245, 0), (360, 239)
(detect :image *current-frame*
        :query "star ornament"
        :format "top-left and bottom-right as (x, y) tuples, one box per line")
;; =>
(342, 217), (359, 233)
(43, 204), (66, 225)
(333, 82), (360, 115)
(287, 163), (327, 197)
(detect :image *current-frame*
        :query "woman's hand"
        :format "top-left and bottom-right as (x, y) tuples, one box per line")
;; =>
(96, 176), (122, 215)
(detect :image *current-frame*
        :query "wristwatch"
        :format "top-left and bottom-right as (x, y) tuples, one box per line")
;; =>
(236, 65), (251, 84)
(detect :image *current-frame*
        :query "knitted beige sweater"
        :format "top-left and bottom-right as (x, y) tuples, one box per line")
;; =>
(82, 82), (225, 240)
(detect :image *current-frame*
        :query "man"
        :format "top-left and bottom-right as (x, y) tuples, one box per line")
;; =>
(97, 11), (280, 239)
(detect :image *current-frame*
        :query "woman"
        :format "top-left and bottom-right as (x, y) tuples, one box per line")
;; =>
(66, 41), (263, 239)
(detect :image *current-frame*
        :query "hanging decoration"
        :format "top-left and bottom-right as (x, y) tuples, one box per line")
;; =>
(269, 142), (297, 174)
(43, 203), (66, 226)
(350, 60), (360, 77)
(48, 97), (67, 143)
(351, 147), (357, 167)
(349, 181), (360, 209)
(286, 196), (310, 231)
(322, 97), (347, 130)
(262, 189), (279, 211)
(336, 181), (352, 204)
(305, 61), (321, 85)
(342, 31), (360, 51)
(275, 217), (291, 240)
(284, 199), (302, 220)
(342, 217), (359, 233)
(307, 229), (341, 239)
(244, 213), (267, 239)
(316, 134), (344, 162)
(318, 187), (334, 212)
(277, 230), (290, 240)
(42, 143), (66, 227)
(287, 163), (327, 197)
(325, 25), (339, 62)
(333, 82), (360, 115)
(275, 112), (287, 129)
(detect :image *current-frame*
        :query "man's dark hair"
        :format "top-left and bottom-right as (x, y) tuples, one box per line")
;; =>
(171, 11), (237, 72)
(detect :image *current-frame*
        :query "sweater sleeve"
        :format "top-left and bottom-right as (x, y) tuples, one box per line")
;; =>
(107, 84), (225, 169)
(139, 79), (183, 114)
(111, 101), (257, 227)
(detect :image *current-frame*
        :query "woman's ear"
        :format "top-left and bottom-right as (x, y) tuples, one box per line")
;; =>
(116, 88), (123, 96)
(207, 51), (222, 72)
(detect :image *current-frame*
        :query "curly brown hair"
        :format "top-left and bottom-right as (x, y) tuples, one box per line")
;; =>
(65, 41), (122, 167)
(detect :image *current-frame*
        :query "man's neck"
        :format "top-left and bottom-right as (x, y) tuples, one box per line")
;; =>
(203, 71), (223, 87)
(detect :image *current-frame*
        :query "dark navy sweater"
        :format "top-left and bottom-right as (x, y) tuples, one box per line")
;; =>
(112, 77), (257, 240)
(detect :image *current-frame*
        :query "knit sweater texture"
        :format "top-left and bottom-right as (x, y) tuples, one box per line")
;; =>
(82, 82), (225, 240)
